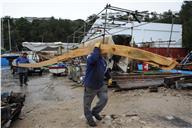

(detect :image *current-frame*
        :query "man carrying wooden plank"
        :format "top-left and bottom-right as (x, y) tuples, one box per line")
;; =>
(16, 52), (29, 86)
(83, 42), (111, 127)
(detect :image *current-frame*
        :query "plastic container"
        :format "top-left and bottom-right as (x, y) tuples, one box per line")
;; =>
(137, 64), (143, 71)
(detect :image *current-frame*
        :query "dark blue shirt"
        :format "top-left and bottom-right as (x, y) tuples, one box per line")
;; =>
(84, 48), (107, 90)
(16, 56), (29, 64)
(16, 56), (29, 73)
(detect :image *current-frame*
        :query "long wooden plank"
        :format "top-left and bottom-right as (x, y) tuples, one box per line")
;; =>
(112, 74), (180, 80)
(14, 44), (178, 70)
(115, 79), (163, 91)
(164, 75), (192, 86)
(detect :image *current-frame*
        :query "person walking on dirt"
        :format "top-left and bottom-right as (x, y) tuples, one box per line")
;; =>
(16, 52), (29, 86)
(83, 42), (112, 127)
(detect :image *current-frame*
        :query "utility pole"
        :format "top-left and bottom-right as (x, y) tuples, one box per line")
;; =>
(83, 22), (86, 39)
(1, 18), (4, 48)
(131, 23), (134, 37)
(73, 32), (76, 43)
(8, 19), (12, 51)
(41, 35), (44, 42)
(67, 36), (70, 52)
(103, 4), (108, 43)
(167, 14), (174, 56)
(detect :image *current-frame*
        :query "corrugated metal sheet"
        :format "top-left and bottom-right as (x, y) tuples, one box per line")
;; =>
(140, 48), (188, 60)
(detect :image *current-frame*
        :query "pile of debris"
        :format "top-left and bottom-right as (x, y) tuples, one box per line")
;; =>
(110, 72), (192, 91)
(164, 75), (192, 89)
(1, 92), (25, 128)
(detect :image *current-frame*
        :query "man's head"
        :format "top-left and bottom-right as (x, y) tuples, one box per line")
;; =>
(102, 53), (108, 58)
(22, 52), (28, 58)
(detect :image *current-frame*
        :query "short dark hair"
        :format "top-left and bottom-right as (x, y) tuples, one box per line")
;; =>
(22, 52), (28, 55)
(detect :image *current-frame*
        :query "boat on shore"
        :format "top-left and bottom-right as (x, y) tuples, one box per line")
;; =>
(48, 63), (68, 76)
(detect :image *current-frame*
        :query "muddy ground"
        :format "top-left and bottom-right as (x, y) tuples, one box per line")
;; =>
(1, 68), (192, 128)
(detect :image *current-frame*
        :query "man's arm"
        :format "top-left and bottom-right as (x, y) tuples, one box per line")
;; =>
(87, 48), (101, 65)
(87, 42), (101, 65)
(26, 58), (30, 63)
(16, 58), (20, 66)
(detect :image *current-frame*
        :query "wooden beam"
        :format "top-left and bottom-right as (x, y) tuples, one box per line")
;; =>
(15, 36), (178, 70)
(164, 75), (192, 86)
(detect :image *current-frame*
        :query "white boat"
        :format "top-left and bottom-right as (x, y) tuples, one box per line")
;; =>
(48, 63), (68, 76)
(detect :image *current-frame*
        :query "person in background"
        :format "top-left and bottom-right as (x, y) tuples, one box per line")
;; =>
(16, 52), (29, 86)
(83, 42), (112, 127)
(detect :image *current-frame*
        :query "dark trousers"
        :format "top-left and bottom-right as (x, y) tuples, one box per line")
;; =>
(19, 72), (28, 85)
(83, 85), (108, 121)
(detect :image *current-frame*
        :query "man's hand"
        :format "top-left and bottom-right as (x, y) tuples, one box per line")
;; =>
(108, 78), (112, 86)
(94, 42), (101, 48)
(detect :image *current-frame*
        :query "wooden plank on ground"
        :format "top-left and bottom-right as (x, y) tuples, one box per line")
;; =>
(115, 79), (163, 91)
(164, 75), (192, 86)
(112, 74), (181, 80)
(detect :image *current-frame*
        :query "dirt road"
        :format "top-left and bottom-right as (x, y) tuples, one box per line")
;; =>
(1, 68), (192, 128)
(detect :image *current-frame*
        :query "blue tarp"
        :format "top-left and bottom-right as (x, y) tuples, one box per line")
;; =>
(160, 69), (192, 75)
(1, 58), (9, 66)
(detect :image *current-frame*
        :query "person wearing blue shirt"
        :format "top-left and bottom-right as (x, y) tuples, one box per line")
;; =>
(83, 42), (111, 127)
(16, 52), (29, 86)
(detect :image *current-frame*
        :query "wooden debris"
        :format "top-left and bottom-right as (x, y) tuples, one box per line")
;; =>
(148, 86), (158, 92)
(164, 75), (192, 87)
(112, 74), (179, 80)
(175, 79), (192, 89)
(114, 79), (163, 91)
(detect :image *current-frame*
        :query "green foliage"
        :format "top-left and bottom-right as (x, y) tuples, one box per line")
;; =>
(1, 17), (85, 51)
(86, 14), (99, 30)
(180, 1), (192, 50)
(142, 10), (181, 24)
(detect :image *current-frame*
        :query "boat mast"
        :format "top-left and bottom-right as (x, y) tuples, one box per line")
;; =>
(8, 19), (12, 51)
(167, 14), (174, 56)
(1, 18), (4, 49)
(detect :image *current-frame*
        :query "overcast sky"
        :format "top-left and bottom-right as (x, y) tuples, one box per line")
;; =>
(1, 0), (184, 20)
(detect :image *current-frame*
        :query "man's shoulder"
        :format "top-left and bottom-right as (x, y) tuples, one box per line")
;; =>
(17, 57), (29, 61)
(16, 57), (21, 60)
(87, 54), (91, 59)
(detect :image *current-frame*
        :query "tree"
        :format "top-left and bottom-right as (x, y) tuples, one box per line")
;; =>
(86, 14), (99, 30)
(14, 17), (32, 50)
(180, 1), (192, 50)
